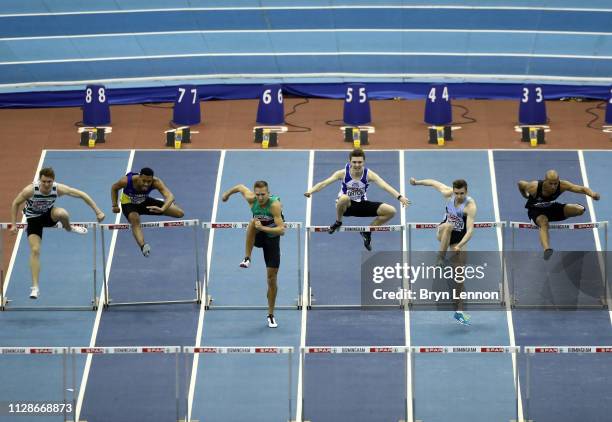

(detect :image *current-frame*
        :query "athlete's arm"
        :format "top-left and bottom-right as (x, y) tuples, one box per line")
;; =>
(254, 201), (285, 236)
(10, 185), (34, 233)
(111, 176), (128, 213)
(453, 202), (477, 251)
(222, 184), (256, 204)
(57, 184), (105, 222)
(151, 178), (177, 212)
(517, 180), (534, 199)
(370, 170), (411, 206)
(304, 170), (344, 197)
(410, 177), (452, 197)
(560, 180), (600, 200)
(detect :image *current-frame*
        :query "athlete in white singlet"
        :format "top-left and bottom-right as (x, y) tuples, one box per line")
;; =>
(305, 148), (410, 251)
(10, 167), (105, 299)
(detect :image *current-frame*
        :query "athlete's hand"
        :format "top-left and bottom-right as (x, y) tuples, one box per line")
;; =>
(146, 206), (164, 214)
(409, 177), (417, 186)
(592, 192), (600, 201)
(253, 219), (263, 230)
(95, 211), (105, 222)
(399, 197), (411, 207)
(112, 205), (120, 214)
(221, 191), (230, 202)
(304, 191), (312, 198)
(451, 244), (462, 252)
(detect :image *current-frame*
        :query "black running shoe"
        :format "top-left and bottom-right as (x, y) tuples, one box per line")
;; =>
(329, 220), (343, 234)
(360, 231), (372, 251)
(543, 248), (554, 260)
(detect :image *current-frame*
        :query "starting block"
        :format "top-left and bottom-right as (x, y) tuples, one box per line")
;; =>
(515, 125), (549, 146)
(427, 125), (454, 146)
(165, 127), (191, 149)
(342, 126), (374, 147)
(78, 127), (110, 147)
(253, 126), (287, 148)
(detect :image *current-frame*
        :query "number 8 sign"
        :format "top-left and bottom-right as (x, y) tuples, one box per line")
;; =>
(83, 84), (110, 126)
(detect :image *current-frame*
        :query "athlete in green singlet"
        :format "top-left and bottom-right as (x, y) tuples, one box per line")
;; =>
(222, 180), (285, 328)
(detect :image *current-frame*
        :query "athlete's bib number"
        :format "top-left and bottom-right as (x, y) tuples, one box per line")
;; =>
(447, 214), (464, 231)
(347, 188), (364, 201)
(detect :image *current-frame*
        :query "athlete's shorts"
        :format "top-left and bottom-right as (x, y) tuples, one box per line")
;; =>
(343, 200), (383, 218)
(438, 223), (466, 246)
(121, 197), (165, 219)
(26, 208), (57, 238)
(527, 202), (568, 224)
(254, 231), (281, 268)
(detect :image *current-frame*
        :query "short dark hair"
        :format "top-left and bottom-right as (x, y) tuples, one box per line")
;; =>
(452, 179), (468, 190)
(140, 167), (154, 177)
(39, 167), (55, 179)
(349, 148), (366, 160)
(253, 180), (269, 190)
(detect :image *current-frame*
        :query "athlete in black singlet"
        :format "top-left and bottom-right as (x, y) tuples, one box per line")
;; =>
(518, 169), (600, 259)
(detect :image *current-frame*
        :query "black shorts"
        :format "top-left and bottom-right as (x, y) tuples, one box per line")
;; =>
(26, 208), (57, 238)
(450, 230), (466, 246)
(254, 231), (281, 269)
(527, 202), (568, 224)
(121, 197), (165, 219)
(343, 200), (383, 218)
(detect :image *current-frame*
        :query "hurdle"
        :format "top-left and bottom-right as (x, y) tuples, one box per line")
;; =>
(405, 221), (507, 307)
(301, 345), (409, 422)
(0, 222), (99, 311)
(508, 221), (608, 309)
(70, 346), (182, 422)
(412, 345), (519, 422)
(100, 219), (202, 308)
(523, 346), (612, 422)
(185, 346), (293, 422)
(201, 222), (302, 310)
(306, 224), (405, 309)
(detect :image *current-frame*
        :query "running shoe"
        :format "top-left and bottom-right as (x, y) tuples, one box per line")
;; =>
(29, 287), (39, 299)
(239, 257), (251, 268)
(328, 220), (343, 234)
(267, 314), (278, 328)
(360, 231), (372, 251)
(141, 243), (151, 257)
(453, 311), (471, 326)
(70, 225), (88, 235)
(543, 248), (554, 261)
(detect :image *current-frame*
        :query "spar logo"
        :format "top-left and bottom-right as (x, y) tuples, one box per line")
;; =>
(535, 347), (559, 353)
(30, 348), (54, 354)
(416, 224), (438, 229)
(163, 221), (184, 227)
(255, 348), (278, 353)
(198, 348), (219, 353)
(214, 223), (234, 228)
(309, 347), (332, 353)
(596, 347), (612, 353)
(420, 347), (443, 353)
(80, 348), (105, 354)
(370, 347), (393, 353)
(143, 347), (166, 353)
(481, 347), (505, 353)
(574, 223), (595, 229)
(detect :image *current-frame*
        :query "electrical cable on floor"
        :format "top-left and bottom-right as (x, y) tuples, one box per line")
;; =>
(585, 101), (606, 130)
(284, 98), (311, 133)
(451, 104), (476, 125)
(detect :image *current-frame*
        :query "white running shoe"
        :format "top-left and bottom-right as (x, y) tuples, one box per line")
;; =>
(29, 287), (39, 299)
(70, 225), (88, 235)
(267, 314), (278, 328)
(239, 257), (251, 268)
(141, 243), (151, 257)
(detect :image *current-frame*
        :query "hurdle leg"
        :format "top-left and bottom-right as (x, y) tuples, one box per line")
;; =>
(297, 227), (302, 309)
(193, 224), (201, 304)
(101, 229), (109, 307)
(306, 231), (312, 309)
(92, 225), (98, 310)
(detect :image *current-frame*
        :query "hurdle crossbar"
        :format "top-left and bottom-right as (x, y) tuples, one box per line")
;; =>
(0, 222), (98, 311)
(306, 224), (405, 309)
(186, 346), (293, 422)
(201, 222), (302, 310)
(99, 219), (201, 308)
(406, 221), (507, 308)
(509, 220), (608, 309)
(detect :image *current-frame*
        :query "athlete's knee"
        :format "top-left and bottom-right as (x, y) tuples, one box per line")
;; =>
(378, 204), (396, 217)
(439, 223), (453, 233)
(337, 195), (351, 206)
(572, 204), (586, 216)
(128, 213), (140, 225)
(175, 207), (185, 218)
(53, 208), (69, 220)
(30, 244), (41, 256)
(536, 215), (549, 228)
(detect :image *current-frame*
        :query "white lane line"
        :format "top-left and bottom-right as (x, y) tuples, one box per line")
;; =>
(75, 148), (134, 421)
(488, 149), (524, 422)
(400, 150), (413, 422)
(187, 149), (225, 422)
(577, 150), (611, 326)
(4, 51), (612, 66)
(3, 72), (612, 89)
(1, 150), (47, 297)
(2, 5), (612, 18)
(5, 28), (612, 41)
(295, 149), (314, 422)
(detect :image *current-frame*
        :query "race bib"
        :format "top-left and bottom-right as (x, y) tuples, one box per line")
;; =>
(447, 214), (464, 231)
